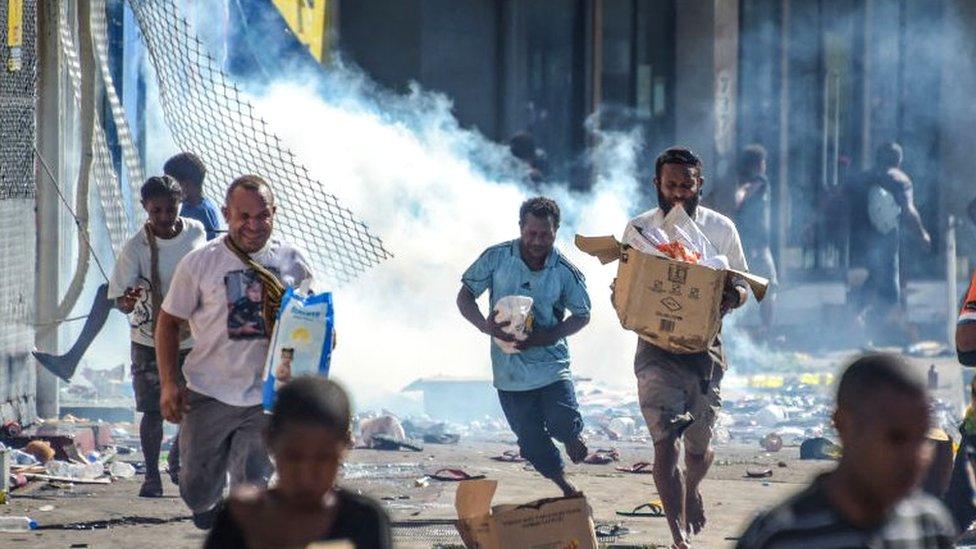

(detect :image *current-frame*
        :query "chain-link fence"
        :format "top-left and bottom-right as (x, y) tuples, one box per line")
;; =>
(1, 0), (391, 423)
(0, 0), (38, 423)
(127, 0), (391, 286)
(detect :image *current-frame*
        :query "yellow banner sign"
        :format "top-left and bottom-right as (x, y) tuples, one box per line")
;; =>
(6, 0), (23, 71)
(272, 0), (328, 62)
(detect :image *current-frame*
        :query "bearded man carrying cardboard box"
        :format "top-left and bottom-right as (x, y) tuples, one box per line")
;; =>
(621, 147), (752, 549)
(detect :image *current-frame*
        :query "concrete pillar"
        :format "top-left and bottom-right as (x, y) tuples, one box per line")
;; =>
(497, 0), (529, 140)
(938, 1), (976, 262)
(674, 0), (739, 185)
(35, 1), (61, 419)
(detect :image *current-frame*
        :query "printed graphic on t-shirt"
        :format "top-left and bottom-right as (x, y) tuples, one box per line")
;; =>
(225, 268), (279, 340)
(129, 277), (154, 340)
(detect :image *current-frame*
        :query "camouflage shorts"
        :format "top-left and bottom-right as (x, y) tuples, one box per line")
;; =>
(130, 343), (188, 413)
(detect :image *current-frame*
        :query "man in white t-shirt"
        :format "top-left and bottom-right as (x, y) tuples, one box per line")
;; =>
(108, 175), (206, 498)
(622, 147), (750, 549)
(156, 175), (314, 529)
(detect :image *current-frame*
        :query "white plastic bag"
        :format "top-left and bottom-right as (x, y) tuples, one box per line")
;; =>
(492, 296), (534, 354)
(662, 206), (716, 258)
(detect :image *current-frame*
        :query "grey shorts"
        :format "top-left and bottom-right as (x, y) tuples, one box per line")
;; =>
(634, 342), (723, 455)
(130, 343), (188, 413)
(179, 390), (271, 514)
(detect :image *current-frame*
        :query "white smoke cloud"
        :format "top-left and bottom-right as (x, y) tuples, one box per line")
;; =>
(248, 81), (645, 408)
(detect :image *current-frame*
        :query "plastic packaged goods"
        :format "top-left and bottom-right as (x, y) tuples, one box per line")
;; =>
(492, 296), (534, 354)
(262, 287), (335, 412)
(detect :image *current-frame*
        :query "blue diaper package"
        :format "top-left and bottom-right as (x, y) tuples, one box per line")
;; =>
(262, 287), (335, 411)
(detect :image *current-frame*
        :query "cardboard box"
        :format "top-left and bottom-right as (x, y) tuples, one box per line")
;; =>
(455, 479), (598, 549)
(576, 234), (768, 354)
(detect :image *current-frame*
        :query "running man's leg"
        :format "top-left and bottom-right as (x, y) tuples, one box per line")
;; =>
(178, 391), (237, 529)
(498, 387), (575, 495)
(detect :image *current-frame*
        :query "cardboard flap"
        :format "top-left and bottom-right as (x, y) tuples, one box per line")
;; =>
(728, 269), (770, 302)
(455, 479), (498, 519)
(575, 234), (622, 264)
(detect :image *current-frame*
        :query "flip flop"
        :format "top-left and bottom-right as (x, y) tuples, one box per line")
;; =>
(427, 468), (487, 482)
(490, 450), (526, 463)
(616, 500), (664, 517)
(615, 461), (653, 474)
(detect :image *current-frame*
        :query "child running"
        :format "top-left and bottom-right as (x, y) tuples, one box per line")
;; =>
(204, 377), (392, 548)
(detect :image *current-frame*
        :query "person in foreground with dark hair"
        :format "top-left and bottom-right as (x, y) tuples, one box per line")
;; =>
(623, 147), (749, 548)
(164, 152), (222, 240)
(108, 175), (206, 497)
(204, 376), (392, 549)
(456, 196), (592, 497)
(737, 354), (955, 548)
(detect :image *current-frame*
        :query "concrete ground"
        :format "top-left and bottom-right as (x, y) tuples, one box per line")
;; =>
(3, 353), (962, 547)
(0, 441), (832, 548)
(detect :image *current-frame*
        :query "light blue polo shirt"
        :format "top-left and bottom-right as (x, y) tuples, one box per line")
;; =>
(462, 239), (591, 392)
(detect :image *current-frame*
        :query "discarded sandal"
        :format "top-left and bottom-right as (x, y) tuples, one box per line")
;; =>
(490, 450), (526, 463)
(616, 500), (664, 517)
(427, 468), (487, 482)
(615, 461), (653, 474)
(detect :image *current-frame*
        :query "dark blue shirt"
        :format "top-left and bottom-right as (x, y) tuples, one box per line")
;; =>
(180, 197), (222, 240)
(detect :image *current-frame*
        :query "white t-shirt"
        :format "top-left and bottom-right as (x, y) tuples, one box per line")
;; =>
(623, 205), (748, 271)
(161, 235), (315, 407)
(108, 218), (207, 349)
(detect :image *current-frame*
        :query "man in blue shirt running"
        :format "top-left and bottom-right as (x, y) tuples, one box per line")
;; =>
(165, 152), (222, 241)
(457, 197), (591, 496)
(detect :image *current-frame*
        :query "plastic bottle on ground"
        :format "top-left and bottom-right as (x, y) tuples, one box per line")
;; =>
(0, 516), (37, 532)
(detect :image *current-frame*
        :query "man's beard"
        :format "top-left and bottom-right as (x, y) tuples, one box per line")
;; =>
(657, 188), (700, 217)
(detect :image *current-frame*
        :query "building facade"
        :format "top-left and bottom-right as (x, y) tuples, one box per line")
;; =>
(335, 0), (976, 284)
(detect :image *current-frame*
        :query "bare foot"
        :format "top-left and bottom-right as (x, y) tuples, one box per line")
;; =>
(553, 474), (580, 497)
(686, 485), (706, 535)
(565, 436), (588, 464)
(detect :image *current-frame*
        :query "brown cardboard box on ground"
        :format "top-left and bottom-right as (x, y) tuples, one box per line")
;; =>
(455, 479), (598, 549)
(576, 234), (769, 354)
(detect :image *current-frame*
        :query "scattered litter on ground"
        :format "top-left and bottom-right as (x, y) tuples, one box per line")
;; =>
(615, 462), (653, 474)
(595, 522), (630, 538)
(490, 449), (525, 463)
(583, 448), (619, 465)
(616, 501), (664, 518)
(746, 467), (773, 478)
(427, 468), (486, 482)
